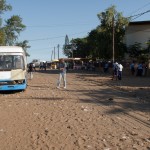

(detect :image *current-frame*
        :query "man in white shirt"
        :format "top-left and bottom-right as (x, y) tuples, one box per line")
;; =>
(118, 63), (123, 80)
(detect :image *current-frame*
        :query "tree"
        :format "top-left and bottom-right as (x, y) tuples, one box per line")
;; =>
(128, 42), (143, 58)
(71, 5), (129, 60)
(87, 27), (113, 59)
(16, 40), (30, 56)
(65, 34), (69, 45)
(4, 15), (26, 45)
(63, 35), (78, 58)
(63, 35), (71, 56)
(146, 39), (150, 53)
(97, 5), (129, 60)
(0, 0), (30, 57)
(0, 28), (5, 45)
(0, 0), (12, 45)
(0, 0), (12, 15)
(128, 42), (149, 62)
(71, 38), (89, 58)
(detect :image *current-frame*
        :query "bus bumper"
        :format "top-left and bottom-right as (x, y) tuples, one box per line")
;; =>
(0, 83), (27, 91)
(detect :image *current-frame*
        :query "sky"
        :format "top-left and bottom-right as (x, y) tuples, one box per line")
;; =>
(2, 0), (150, 63)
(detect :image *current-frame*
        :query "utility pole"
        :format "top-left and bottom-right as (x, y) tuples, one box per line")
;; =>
(54, 47), (55, 60)
(71, 38), (74, 58)
(71, 45), (73, 58)
(51, 50), (53, 61)
(112, 15), (115, 63)
(57, 44), (60, 60)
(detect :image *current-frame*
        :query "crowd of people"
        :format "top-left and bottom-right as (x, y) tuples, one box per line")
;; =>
(129, 62), (148, 76)
(27, 59), (149, 89)
(103, 61), (148, 80)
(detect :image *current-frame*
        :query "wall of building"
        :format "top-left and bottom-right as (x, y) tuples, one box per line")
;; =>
(125, 23), (150, 48)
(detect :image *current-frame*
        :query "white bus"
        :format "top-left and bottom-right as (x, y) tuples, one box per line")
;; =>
(0, 46), (27, 91)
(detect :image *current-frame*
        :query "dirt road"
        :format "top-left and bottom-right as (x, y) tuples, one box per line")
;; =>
(0, 69), (150, 150)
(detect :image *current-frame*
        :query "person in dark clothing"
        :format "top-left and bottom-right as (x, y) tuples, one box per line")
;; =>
(28, 63), (33, 79)
(103, 62), (109, 73)
(136, 63), (143, 76)
(130, 62), (135, 75)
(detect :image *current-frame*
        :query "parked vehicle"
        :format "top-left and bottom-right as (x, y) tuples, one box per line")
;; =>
(32, 59), (40, 67)
(50, 59), (59, 69)
(0, 46), (27, 91)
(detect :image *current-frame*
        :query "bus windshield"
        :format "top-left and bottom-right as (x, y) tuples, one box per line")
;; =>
(0, 54), (25, 70)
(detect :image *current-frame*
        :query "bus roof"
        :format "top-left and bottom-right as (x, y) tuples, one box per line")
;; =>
(0, 46), (24, 53)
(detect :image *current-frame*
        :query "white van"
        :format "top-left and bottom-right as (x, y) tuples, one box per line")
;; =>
(32, 59), (40, 67)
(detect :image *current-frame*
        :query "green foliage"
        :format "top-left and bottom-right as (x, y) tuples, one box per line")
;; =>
(15, 40), (30, 56)
(71, 38), (89, 58)
(128, 42), (143, 57)
(146, 39), (150, 52)
(0, 28), (5, 45)
(70, 5), (130, 60)
(63, 44), (72, 57)
(4, 15), (26, 45)
(0, 0), (12, 15)
(0, 1), (29, 52)
(97, 5), (129, 60)
(63, 35), (72, 57)
(128, 42), (149, 62)
(0, 0), (12, 45)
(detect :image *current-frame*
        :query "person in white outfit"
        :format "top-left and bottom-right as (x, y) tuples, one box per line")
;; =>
(118, 63), (123, 80)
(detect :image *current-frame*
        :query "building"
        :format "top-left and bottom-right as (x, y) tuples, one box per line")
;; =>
(125, 21), (150, 48)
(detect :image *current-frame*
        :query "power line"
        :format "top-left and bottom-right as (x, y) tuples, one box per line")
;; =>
(129, 2), (150, 16)
(28, 30), (89, 42)
(130, 10), (150, 21)
(132, 10), (150, 20)
(29, 35), (65, 42)
(29, 45), (64, 51)
(27, 10), (150, 43)
(26, 23), (94, 28)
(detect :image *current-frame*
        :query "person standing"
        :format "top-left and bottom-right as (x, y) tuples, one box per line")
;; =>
(43, 62), (47, 71)
(130, 62), (135, 75)
(118, 63), (123, 80)
(112, 62), (119, 80)
(142, 62), (146, 76)
(32, 63), (36, 71)
(103, 61), (109, 73)
(57, 59), (67, 89)
(28, 63), (33, 79)
(137, 63), (143, 76)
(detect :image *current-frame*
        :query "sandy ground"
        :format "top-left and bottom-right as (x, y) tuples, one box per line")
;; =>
(0, 69), (150, 150)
